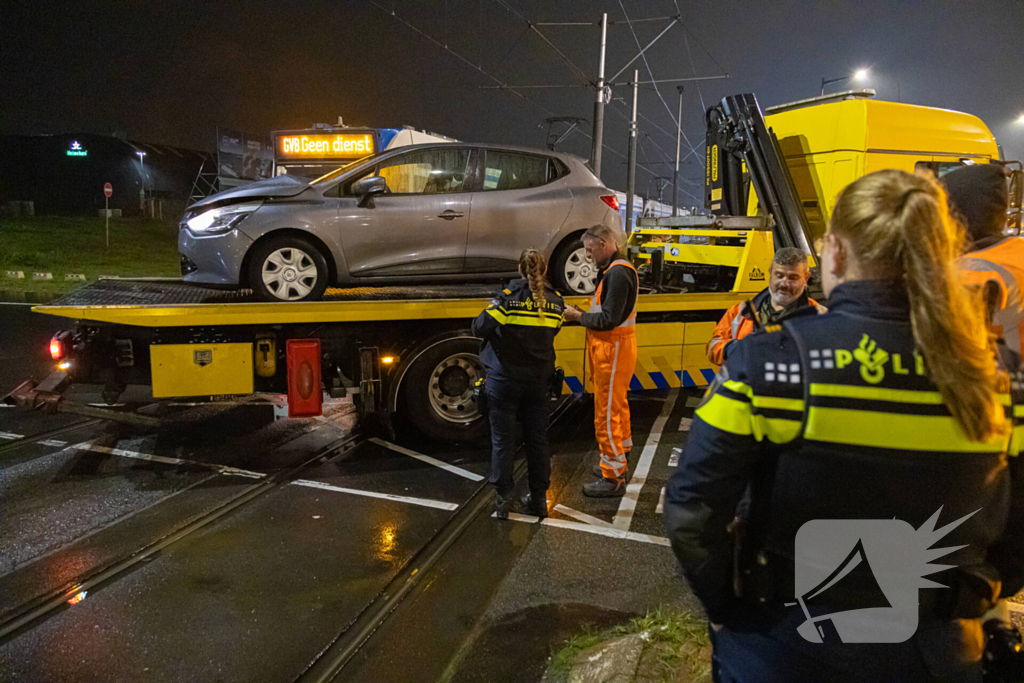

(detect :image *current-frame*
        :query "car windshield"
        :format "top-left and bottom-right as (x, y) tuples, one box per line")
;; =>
(309, 155), (374, 186)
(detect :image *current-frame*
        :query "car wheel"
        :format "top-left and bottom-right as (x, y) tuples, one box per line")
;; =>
(249, 236), (329, 302)
(551, 238), (598, 294)
(399, 336), (488, 443)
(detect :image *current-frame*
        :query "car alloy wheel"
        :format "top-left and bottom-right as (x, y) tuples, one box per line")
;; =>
(563, 246), (597, 294)
(261, 247), (319, 301)
(427, 352), (484, 424)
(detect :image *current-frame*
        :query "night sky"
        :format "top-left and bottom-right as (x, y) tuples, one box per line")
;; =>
(5, 1), (1023, 207)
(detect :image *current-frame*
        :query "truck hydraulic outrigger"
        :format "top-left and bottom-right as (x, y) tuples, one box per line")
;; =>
(631, 94), (818, 295)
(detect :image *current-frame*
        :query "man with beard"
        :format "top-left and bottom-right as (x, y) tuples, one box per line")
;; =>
(705, 247), (823, 366)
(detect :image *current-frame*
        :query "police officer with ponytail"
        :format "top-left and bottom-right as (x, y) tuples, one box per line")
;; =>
(472, 249), (565, 519)
(664, 169), (1024, 682)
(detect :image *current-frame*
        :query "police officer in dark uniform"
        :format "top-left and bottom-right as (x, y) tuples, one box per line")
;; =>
(472, 248), (565, 519)
(664, 169), (1024, 682)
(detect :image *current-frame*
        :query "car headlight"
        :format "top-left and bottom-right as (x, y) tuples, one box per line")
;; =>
(186, 201), (262, 235)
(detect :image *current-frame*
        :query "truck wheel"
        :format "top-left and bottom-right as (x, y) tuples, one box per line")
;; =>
(399, 337), (488, 443)
(551, 238), (597, 294)
(249, 236), (329, 302)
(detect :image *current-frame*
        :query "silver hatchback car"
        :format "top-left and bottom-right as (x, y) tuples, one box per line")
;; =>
(179, 143), (622, 301)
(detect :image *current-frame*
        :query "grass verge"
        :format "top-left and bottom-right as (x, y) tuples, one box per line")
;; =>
(545, 607), (711, 683)
(0, 215), (180, 294)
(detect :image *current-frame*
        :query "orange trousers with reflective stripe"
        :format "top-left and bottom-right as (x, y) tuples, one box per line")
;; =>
(588, 328), (636, 479)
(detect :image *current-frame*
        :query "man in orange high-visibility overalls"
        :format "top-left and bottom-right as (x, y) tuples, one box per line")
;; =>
(564, 224), (638, 497)
(946, 164), (1024, 355)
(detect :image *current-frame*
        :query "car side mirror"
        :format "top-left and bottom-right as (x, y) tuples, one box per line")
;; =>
(354, 175), (387, 208)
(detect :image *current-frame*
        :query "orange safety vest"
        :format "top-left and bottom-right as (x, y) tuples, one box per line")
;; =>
(587, 259), (638, 342)
(961, 237), (1024, 355)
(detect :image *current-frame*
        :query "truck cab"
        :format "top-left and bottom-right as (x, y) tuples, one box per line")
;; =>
(749, 90), (1004, 241)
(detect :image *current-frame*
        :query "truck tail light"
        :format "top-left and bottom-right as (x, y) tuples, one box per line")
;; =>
(50, 337), (64, 360)
(286, 339), (322, 418)
(600, 195), (620, 211)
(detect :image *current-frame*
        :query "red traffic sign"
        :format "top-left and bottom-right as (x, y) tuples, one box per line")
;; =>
(103, 183), (113, 198)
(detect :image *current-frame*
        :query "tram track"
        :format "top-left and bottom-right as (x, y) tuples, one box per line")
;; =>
(0, 428), (366, 644)
(298, 394), (581, 682)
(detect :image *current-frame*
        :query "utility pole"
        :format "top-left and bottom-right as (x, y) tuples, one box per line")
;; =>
(590, 13), (608, 178)
(625, 70), (639, 234)
(673, 86), (683, 216)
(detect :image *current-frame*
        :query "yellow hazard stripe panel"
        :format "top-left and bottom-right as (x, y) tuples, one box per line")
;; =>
(806, 406), (1008, 453)
(486, 308), (561, 328)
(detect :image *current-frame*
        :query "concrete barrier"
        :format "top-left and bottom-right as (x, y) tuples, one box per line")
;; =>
(5, 270), (24, 279)
(65, 274), (87, 281)
(32, 272), (53, 281)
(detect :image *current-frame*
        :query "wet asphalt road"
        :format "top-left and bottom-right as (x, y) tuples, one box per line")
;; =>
(0, 304), (698, 682)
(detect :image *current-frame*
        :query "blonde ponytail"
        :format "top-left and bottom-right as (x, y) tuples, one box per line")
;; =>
(829, 170), (1006, 442)
(520, 248), (547, 308)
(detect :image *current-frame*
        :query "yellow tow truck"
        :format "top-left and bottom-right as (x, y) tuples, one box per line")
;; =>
(7, 91), (1019, 443)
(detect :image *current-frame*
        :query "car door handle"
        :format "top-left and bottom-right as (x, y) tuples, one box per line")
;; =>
(437, 210), (465, 220)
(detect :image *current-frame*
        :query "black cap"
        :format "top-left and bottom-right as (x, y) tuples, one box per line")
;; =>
(943, 164), (1008, 242)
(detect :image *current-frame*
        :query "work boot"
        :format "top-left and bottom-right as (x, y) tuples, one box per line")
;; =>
(583, 476), (626, 498)
(494, 494), (511, 520)
(521, 490), (548, 519)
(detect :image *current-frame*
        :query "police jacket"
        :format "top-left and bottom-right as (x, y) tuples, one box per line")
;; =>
(664, 280), (1024, 626)
(706, 287), (820, 366)
(471, 278), (565, 382)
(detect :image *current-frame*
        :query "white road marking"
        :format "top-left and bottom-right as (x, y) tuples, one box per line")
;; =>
(0, 432), (66, 447)
(69, 442), (266, 478)
(369, 437), (485, 481)
(668, 447), (681, 468)
(291, 479), (458, 511)
(1007, 602), (1024, 614)
(678, 417), (692, 432)
(499, 513), (670, 547)
(554, 504), (614, 528)
(656, 487), (665, 515)
(613, 389), (679, 531)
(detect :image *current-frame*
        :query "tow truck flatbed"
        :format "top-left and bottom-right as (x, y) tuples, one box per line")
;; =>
(34, 279), (749, 328)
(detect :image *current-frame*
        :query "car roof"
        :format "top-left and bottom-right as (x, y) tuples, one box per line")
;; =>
(373, 142), (583, 164)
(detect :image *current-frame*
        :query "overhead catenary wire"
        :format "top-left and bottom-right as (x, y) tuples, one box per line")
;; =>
(617, 0), (703, 170)
(370, 2), (692, 188)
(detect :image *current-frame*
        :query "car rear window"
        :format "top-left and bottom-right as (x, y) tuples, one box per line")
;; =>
(481, 151), (559, 191)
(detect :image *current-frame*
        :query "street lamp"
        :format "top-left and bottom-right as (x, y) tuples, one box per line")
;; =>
(820, 68), (869, 96)
(136, 151), (146, 212)
(1017, 113), (1024, 125)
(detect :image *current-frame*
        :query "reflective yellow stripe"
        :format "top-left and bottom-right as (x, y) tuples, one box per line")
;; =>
(810, 383), (944, 404)
(723, 380), (753, 399)
(724, 380), (804, 412)
(486, 308), (562, 329)
(811, 383), (1010, 406)
(806, 406), (1008, 452)
(1014, 405), (1024, 418)
(755, 396), (804, 411)
(696, 393), (753, 436)
(752, 415), (802, 444)
(1010, 425), (1024, 457)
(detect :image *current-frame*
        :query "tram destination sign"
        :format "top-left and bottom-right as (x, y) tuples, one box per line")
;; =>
(275, 131), (376, 159)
